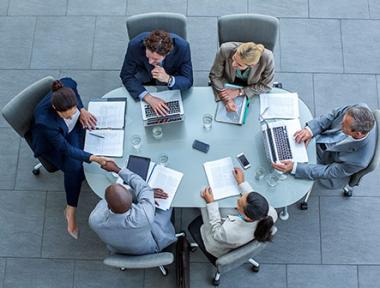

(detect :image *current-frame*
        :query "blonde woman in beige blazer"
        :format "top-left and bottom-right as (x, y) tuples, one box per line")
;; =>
(209, 42), (275, 112)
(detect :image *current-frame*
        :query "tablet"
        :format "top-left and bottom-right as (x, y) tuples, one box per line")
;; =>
(126, 155), (151, 181)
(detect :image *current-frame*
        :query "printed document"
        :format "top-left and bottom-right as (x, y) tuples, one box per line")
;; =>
(84, 130), (124, 157)
(260, 92), (299, 119)
(203, 157), (240, 200)
(88, 101), (126, 129)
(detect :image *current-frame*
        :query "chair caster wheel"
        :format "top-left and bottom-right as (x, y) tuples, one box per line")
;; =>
(300, 201), (308, 210)
(162, 268), (168, 276)
(32, 168), (40, 175)
(120, 267), (126, 271)
(190, 243), (198, 252)
(212, 278), (220, 286)
(251, 265), (260, 272)
(343, 189), (352, 197)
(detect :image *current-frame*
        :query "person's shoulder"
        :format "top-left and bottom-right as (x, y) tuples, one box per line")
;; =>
(260, 48), (274, 63)
(171, 33), (189, 50)
(129, 32), (149, 46)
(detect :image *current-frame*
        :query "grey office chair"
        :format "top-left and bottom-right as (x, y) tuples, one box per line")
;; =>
(210, 227), (277, 286)
(126, 12), (187, 40)
(300, 109), (380, 210)
(1, 76), (58, 175)
(218, 14), (279, 51)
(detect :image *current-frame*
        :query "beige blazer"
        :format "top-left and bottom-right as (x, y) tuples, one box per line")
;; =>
(200, 182), (278, 258)
(209, 42), (275, 100)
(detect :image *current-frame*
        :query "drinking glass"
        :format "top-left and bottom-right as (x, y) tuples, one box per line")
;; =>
(152, 126), (163, 140)
(131, 135), (142, 152)
(255, 167), (266, 181)
(158, 153), (169, 167)
(265, 171), (279, 187)
(202, 114), (213, 130)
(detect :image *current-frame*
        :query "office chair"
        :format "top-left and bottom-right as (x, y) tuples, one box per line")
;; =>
(300, 109), (380, 210)
(1, 76), (58, 175)
(218, 14), (279, 51)
(126, 12), (187, 40)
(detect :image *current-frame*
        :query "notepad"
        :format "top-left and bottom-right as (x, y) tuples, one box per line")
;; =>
(84, 130), (124, 157)
(203, 157), (240, 200)
(88, 101), (126, 129)
(215, 96), (247, 125)
(260, 92), (299, 119)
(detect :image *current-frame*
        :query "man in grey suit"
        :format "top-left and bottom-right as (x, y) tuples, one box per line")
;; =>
(89, 161), (176, 255)
(273, 104), (376, 189)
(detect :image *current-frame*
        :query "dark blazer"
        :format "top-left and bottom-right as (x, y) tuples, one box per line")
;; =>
(120, 32), (193, 100)
(30, 77), (91, 163)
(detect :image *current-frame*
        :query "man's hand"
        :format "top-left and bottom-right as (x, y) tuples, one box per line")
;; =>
(80, 108), (97, 130)
(153, 188), (168, 206)
(100, 160), (121, 173)
(90, 155), (114, 166)
(144, 94), (170, 116)
(218, 89), (240, 103)
(225, 100), (237, 112)
(201, 186), (214, 204)
(233, 167), (245, 184)
(151, 66), (170, 83)
(294, 128), (312, 145)
(272, 160), (294, 173)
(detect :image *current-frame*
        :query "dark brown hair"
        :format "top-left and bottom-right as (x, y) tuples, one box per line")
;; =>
(51, 80), (77, 112)
(143, 30), (173, 56)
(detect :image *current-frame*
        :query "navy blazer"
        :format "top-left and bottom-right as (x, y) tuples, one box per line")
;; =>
(120, 32), (193, 100)
(30, 77), (91, 163)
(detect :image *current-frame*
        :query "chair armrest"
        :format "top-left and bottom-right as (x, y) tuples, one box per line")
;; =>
(104, 252), (174, 269)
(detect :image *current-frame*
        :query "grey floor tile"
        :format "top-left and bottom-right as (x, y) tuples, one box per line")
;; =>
(187, 17), (218, 71)
(280, 19), (343, 73)
(249, 0), (308, 17)
(287, 264), (357, 288)
(275, 72), (315, 115)
(0, 190), (45, 257)
(67, 0), (126, 15)
(0, 0), (9, 15)
(369, 0), (380, 18)
(59, 70), (122, 107)
(188, 0), (247, 16)
(314, 73), (378, 116)
(92, 17), (128, 70)
(42, 190), (106, 259)
(0, 17), (36, 69)
(144, 263), (176, 288)
(31, 17), (95, 69)
(255, 197), (321, 264)
(0, 69), (59, 127)
(4, 258), (74, 288)
(8, 0), (67, 15)
(320, 196), (380, 264)
(190, 262), (215, 288)
(0, 128), (19, 190)
(74, 260), (144, 288)
(310, 0), (369, 18)
(358, 266), (380, 288)
(0, 258), (4, 288)
(127, 0), (187, 15)
(342, 20), (380, 73)
(193, 71), (210, 87)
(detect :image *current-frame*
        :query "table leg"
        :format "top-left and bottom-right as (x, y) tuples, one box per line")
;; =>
(279, 206), (289, 221)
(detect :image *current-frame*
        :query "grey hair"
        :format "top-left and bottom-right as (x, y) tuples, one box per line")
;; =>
(346, 105), (375, 133)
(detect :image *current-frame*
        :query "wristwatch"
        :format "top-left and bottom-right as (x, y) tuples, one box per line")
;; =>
(239, 88), (244, 96)
(167, 76), (173, 87)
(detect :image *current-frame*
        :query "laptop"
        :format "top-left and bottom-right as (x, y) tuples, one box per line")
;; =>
(261, 119), (308, 163)
(141, 90), (185, 126)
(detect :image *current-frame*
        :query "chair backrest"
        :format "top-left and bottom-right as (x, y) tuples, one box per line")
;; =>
(218, 14), (279, 51)
(126, 12), (187, 40)
(349, 110), (380, 187)
(1, 76), (54, 138)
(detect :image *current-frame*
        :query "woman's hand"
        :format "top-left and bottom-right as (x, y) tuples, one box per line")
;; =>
(201, 186), (214, 204)
(225, 100), (237, 112)
(219, 89), (240, 102)
(233, 167), (245, 184)
(89, 155), (115, 166)
(80, 108), (97, 130)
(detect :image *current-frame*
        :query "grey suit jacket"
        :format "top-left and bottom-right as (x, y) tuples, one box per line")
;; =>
(295, 104), (377, 189)
(89, 168), (176, 255)
(209, 42), (274, 100)
(200, 181), (278, 258)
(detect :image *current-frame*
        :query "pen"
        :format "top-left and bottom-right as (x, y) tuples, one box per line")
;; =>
(89, 132), (104, 139)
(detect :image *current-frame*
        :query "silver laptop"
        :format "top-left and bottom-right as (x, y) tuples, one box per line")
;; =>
(261, 119), (308, 163)
(141, 90), (185, 127)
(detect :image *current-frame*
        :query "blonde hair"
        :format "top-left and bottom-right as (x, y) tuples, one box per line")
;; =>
(236, 42), (265, 65)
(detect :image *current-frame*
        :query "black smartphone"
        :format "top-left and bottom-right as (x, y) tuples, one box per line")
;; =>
(192, 140), (210, 153)
(237, 153), (251, 169)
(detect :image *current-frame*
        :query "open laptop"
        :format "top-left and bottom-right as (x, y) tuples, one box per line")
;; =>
(140, 90), (185, 126)
(261, 119), (308, 163)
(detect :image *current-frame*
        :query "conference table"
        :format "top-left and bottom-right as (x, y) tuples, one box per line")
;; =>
(84, 86), (316, 220)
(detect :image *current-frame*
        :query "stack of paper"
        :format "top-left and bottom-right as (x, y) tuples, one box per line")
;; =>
(260, 92), (299, 119)
(203, 157), (240, 200)
(88, 101), (126, 129)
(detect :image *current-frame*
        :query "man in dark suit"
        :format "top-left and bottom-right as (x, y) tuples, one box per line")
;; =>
(120, 30), (193, 116)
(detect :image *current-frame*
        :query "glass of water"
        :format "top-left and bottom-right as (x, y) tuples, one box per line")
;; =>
(152, 126), (163, 140)
(131, 135), (142, 152)
(265, 171), (279, 187)
(255, 167), (266, 181)
(158, 153), (169, 167)
(202, 114), (213, 130)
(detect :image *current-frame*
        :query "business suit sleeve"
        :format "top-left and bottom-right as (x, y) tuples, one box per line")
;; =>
(306, 106), (348, 136)
(170, 43), (193, 90)
(205, 202), (229, 244)
(209, 47), (227, 101)
(243, 53), (275, 98)
(60, 77), (84, 109)
(120, 45), (147, 101)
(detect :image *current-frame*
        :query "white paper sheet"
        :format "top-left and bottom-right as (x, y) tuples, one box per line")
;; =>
(84, 130), (124, 157)
(88, 101), (126, 129)
(203, 157), (240, 200)
(215, 96), (247, 125)
(260, 92), (299, 119)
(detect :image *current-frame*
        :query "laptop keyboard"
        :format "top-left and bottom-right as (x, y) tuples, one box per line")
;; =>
(272, 126), (293, 160)
(144, 100), (181, 118)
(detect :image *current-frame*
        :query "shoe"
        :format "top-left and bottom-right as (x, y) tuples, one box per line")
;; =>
(64, 209), (79, 240)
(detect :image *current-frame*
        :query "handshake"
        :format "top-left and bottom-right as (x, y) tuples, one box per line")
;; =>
(89, 155), (121, 173)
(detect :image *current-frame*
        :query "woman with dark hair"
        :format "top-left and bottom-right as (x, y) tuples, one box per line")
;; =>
(31, 77), (112, 239)
(188, 167), (277, 262)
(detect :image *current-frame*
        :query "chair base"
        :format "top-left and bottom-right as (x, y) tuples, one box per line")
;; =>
(32, 163), (43, 175)
(212, 272), (220, 286)
(299, 201), (308, 210)
(343, 185), (353, 197)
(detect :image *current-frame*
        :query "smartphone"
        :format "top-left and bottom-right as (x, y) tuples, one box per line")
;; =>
(237, 153), (251, 169)
(192, 140), (210, 153)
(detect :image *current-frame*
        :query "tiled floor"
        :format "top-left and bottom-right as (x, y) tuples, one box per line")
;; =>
(0, 0), (379, 287)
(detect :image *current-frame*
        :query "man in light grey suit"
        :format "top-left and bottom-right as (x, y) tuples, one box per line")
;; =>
(89, 161), (176, 255)
(273, 104), (376, 189)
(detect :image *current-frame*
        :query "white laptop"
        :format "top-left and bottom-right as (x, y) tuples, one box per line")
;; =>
(140, 90), (185, 126)
(261, 119), (308, 163)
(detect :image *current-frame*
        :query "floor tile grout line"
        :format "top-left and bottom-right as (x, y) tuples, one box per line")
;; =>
(5, 0), (10, 16)
(367, 0), (372, 19)
(339, 20), (346, 73)
(65, 0), (69, 16)
(307, 0), (310, 18)
(312, 73), (316, 116)
(28, 16), (38, 69)
(72, 260), (76, 288)
(125, 0), (128, 16)
(90, 16), (98, 70)
(318, 196), (323, 264)
(2, 258), (7, 287)
(12, 136), (22, 190)
(285, 264), (289, 288)
(39, 191), (48, 258)
(375, 75), (380, 109)
(357, 265), (360, 288)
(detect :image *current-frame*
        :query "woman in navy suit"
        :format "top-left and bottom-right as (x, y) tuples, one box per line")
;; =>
(31, 77), (111, 239)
